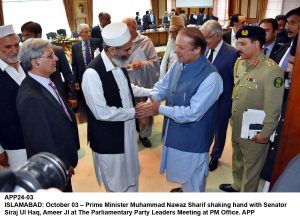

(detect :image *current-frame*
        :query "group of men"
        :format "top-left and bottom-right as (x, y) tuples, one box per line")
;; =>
(0, 6), (299, 193)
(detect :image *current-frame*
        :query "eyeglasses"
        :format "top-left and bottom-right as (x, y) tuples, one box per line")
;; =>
(205, 32), (218, 40)
(37, 53), (56, 59)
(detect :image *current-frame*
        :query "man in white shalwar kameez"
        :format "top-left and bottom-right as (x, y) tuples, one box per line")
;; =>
(81, 23), (151, 192)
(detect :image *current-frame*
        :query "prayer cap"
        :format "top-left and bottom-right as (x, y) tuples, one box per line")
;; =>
(102, 22), (130, 47)
(0, 24), (15, 38)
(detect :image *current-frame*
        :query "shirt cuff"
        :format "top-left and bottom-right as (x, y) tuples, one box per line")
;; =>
(158, 105), (171, 116)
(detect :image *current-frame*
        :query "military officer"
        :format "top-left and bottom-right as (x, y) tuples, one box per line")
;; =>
(219, 26), (284, 192)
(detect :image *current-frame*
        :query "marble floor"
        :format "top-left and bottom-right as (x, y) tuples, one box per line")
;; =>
(72, 113), (238, 192)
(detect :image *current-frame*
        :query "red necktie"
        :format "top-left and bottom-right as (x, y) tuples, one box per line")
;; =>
(48, 80), (72, 122)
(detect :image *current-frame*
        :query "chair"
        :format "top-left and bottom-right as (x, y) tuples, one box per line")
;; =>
(46, 32), (57, 40)
(271, 153), (300, 192)
(71, 31), (79, 38)
(57, 29), (67, 36)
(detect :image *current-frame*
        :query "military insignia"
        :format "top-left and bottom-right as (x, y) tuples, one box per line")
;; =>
(274, 77), (283, 88)
(242, 30), (248, 36)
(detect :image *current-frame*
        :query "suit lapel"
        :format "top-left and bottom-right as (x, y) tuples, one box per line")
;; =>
(27, 76), (74, 123)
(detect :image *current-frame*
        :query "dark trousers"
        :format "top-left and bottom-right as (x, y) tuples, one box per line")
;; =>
(210, 97), (231, 160)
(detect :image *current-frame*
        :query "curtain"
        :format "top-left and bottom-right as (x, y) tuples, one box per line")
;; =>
(0, 0), (4, 26)
(150, 0), (158, 24)
(86, 0), (93, 28)
(62, 0), (75, 31)
(213, 0), (229, 26)
(258, 0), (268, 22)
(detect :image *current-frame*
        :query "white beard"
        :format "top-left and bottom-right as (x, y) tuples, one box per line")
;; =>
(111, 56), (129, 68)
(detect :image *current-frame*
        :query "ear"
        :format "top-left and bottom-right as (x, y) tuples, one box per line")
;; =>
(193, 47), (201, 55)
(31, 59), (40, 69)
(107, 47), (116, 57)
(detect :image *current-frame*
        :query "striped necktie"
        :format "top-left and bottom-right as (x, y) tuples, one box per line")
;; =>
(48, 80), (72, 122)
(85, 41), (91, 65)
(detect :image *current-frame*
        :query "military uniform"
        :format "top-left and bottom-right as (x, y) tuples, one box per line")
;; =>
(231, 53), (284, 191)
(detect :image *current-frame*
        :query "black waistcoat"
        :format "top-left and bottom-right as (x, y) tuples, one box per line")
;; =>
(86, 55), (137, 154)
(0, 69), (25, 150)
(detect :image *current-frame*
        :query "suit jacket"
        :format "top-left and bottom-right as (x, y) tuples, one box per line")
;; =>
(91, 25), (104, 49)
(269, 42), (290, 64)
(51, 45), (76, 101)
(142, 14), (150, 30)
(212, 42), (239, 113)
(16, 76), (79, 169)
(222, 29), (232, 45)
(71, 38), (101, 84)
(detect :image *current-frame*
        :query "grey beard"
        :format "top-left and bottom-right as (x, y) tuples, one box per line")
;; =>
(111, 56), (129, 68)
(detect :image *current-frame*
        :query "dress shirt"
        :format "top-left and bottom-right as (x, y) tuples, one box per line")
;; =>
(82, 50), (151, 121)
(0, 59), (26, 85)
(28, 72), (61, 103)
(150, 61), (223, 124)
(263, 41), (275, 57)
(206, 40), (223, 63)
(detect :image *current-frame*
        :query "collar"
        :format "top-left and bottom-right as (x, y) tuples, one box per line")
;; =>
(214, 39), (223, 53)
(101, 50), (117, 72)
(0, 59), (20, 72)
(81, 40), (90, 46)
(243, 53), (265, 68)
(28, 72), (51, 84)
(264, 41), (275, 51)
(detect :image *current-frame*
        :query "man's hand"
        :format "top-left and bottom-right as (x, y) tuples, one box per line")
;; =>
(75, 83), (80, 90)
(135, 96), (160, 118)
(251, 133), (269, 144)
(68, 100), (78, 109)
(131, 61), (143, 70)
(0, 151), (9, 168)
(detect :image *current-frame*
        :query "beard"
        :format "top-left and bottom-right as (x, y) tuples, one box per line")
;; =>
(111, 55), (129, 68)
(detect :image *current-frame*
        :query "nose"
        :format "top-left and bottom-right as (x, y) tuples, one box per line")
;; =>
(54, 54), (59, 61)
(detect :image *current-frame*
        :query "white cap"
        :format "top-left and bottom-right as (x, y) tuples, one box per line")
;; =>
(0, 24), (15, 38)
(102, 22), (130, 47)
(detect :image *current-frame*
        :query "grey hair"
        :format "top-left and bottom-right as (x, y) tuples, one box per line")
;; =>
(77, 23), (89, 34)
(18, 38), (50, 71)
(122, 17), (137, 27)
(200, 20), (222, 35)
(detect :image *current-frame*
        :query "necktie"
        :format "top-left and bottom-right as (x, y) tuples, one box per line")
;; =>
(263, 47), (268, 55)
(207, 49), (215, 62)
(85, 41), (91, 65)
(48, 81), (72, 122)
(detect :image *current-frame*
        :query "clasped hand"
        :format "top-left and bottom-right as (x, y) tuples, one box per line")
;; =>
(135, 96), (160, 118)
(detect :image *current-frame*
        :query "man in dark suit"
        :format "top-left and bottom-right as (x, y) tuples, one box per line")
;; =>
(21, 21), (77, 109)
(91, 12), (111, 50)
(72, 23), (101, 88)
(142, 11), (150, 30)
(201, 20), (239, 171)
(0, 24), (27, 169)
(259, 18), (289, 64)
(275, 15), (291, 44)
(17, 38), (79, 192)
(222, 14), (246, 47)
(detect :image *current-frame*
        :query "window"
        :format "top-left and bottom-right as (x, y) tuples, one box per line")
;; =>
(213, 0), (229, 26)
(265, 0), (283, 18)
(93, 0), (151, 24)
(3, 0), (70, 39)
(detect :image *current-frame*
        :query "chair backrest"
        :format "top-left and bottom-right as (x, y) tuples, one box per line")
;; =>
(46, 32), (57, 40)
(57, 29), (66, 36)
(271, 153), (300, 192)
(71, 31), (79, 38)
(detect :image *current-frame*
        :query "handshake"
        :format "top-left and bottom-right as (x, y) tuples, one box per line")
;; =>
(135, 96), (160, 119)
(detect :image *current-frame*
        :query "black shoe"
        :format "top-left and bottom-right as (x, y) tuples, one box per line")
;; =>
(170, 187), (183, 192)
(219, 184), (239, 192)
(209, 159), (219, 171)
(139, 136), (152, 148)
